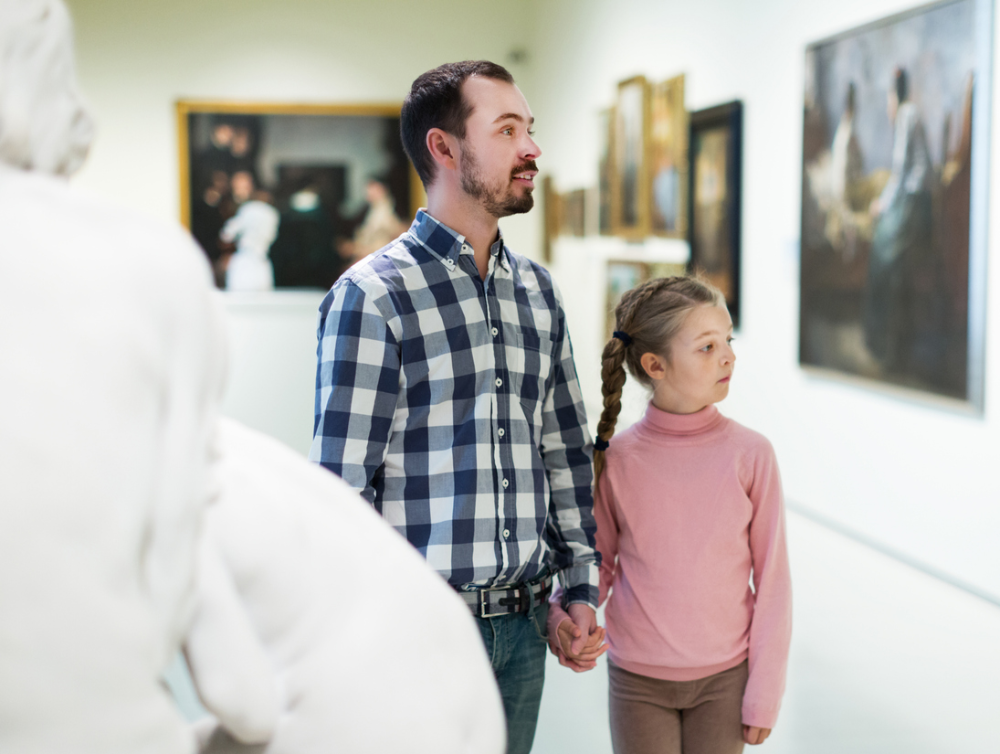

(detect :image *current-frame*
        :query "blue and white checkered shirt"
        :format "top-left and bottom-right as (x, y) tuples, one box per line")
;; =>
(310, 209), (599, 607)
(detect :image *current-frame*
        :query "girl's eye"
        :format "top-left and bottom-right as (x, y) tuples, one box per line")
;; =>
(727, 337), (735, 345)
(701, 344), (713, 352)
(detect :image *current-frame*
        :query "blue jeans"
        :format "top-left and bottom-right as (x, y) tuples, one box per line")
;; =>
(476, 601), (549, 754)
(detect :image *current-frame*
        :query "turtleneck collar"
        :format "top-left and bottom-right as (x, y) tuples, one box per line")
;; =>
(642, 402), (725, 437)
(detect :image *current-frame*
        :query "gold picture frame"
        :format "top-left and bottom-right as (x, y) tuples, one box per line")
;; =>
(649, 75), (688, 237)
(611, 76), (651, 239)
(175, 100), (424, 289)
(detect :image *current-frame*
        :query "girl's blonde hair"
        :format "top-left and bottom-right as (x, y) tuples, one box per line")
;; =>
(594, 275), (725, 481)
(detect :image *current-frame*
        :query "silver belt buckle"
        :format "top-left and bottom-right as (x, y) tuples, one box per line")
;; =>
(479, 585), (514, 619)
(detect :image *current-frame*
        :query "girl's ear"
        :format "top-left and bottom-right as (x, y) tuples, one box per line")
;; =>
(640, 352), (667, 381)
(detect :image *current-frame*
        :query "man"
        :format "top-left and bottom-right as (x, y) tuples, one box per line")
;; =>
(310, 60), (600, 752)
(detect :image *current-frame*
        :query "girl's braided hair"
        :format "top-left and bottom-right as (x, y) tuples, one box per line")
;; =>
(594, 275), (725, 482)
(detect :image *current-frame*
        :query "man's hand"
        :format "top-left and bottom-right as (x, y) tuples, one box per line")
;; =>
(566, 604), (598, 655)
(545, 602), (606, 672)
(743, 726), (771, 745)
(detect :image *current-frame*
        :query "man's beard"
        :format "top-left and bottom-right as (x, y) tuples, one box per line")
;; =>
(459, 144), (535, 218)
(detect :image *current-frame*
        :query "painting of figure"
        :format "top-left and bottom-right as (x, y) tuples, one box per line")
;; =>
(613, 77), (650, 238)
(178, 103), (420, 291)
(689, 102), (743, 326)
(799, 0), (988, 407)
(650, 75), (688, 237)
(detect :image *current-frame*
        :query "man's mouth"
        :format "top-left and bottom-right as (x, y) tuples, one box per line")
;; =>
(512, 162), (538, 187)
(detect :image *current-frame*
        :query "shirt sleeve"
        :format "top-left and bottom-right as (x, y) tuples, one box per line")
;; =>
(541, 293), (600, 609)
(309, 280), (401, 506)
(742, 439), (793, 730)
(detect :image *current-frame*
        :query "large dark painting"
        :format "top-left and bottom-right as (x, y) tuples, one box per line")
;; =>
(177, 102), (422, 291)
(800, 0), (990, 408)
(689, 101), (743, 328)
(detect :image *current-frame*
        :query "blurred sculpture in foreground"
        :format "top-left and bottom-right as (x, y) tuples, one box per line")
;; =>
(0, 2), (227, 752)
(185, 420), (505, 754)
(0, 3), (504, 752)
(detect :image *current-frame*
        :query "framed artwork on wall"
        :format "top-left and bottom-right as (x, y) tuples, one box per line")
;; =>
(799, 0), (991, 410)
(649, 75), (688, 237)
(605, 260), (688, 340)
(562, 188), (587, 237)
(176, 101), (423, 291)
(597, 107), (614, 235)
(541, 175), (562, 263)
(688, 101), (743, 327)
(612, 76), (651, 239)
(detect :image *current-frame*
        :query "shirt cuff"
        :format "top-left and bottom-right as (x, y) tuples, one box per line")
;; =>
(559, 564), (599, 609)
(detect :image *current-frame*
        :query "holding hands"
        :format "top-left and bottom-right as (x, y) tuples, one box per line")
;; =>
(546, 602), (607, 672)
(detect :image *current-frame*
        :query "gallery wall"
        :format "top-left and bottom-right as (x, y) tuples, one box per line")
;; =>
(63, 0), (999, 599)
(64, 0), (540, 454)
(532, 0), (1000, 600)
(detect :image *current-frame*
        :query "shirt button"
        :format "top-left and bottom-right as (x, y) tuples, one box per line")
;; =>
(462, 244), (471, 253)
(503, 528), (511, 539)
(495, 378), (503, 388)
(498, 428), (505, 438)
(491, 327), (499, 337)
(502, 478), (509, 489)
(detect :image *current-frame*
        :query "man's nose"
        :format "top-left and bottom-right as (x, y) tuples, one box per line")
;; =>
(523, 134), (542, 160)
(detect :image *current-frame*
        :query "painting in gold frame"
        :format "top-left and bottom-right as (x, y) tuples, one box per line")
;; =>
(649, 75), (688, 237)
(611, 77), (651, 239)
(176, 100), (424, 290)
(541, 175), (562, 264)
(597, 107), (614, 235)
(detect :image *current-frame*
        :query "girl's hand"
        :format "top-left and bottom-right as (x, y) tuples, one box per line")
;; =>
(743, 726), (771, 745)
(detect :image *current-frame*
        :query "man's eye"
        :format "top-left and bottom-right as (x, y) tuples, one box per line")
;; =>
(527, 129), (536, 137)
(701, 344), (713, 352)
(502, 127), (513, 136)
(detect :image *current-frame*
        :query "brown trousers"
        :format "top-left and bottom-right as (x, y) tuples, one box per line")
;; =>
(608, 659), (748, 754)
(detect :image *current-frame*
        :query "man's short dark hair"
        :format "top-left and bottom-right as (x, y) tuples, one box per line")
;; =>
(401, 60), (515, 187)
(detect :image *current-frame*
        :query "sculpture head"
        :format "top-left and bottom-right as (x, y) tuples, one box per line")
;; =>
(0, 0), (94, 176)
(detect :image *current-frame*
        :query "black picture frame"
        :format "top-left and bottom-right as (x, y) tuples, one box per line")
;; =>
(688, 101), (743, 328)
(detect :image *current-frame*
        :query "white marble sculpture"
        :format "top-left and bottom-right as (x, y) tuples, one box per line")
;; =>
(0, 3), (227, 753)
(221, 199), (280, 291)
(0, 2), (505, 752)
(186, 420), (506, 754)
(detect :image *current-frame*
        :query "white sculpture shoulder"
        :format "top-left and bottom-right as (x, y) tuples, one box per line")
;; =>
(186, 419), (506, 754)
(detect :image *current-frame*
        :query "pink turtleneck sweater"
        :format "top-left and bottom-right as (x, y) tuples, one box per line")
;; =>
(557, 403), (791, 729)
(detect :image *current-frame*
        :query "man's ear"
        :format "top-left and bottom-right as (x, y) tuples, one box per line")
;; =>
(426, 128), (459, 174)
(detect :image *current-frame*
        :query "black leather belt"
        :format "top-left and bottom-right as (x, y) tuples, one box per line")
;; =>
(458, 574), (553, 618)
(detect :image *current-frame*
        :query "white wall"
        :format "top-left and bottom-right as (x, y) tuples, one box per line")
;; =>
(64, 0), (999, 598)
(64, 0), (541, 454)
(533, 0), (1000, 599)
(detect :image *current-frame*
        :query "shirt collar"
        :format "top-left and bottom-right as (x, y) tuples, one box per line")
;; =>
(409, 209), (510, 272)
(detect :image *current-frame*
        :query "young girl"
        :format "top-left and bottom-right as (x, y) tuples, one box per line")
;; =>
(549, 276), (791, 754)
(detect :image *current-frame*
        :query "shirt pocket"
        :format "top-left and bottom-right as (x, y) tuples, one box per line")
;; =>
(513, 329), (555, 422)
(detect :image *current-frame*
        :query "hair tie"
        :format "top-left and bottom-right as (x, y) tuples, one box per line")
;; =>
(594, 436), (610, 452)
(613, 331), (632, 346)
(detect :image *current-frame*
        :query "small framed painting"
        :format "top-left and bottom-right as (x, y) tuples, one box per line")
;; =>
(688, 101), (743, 327)
(612, 76), (651, 239)
(597, 107), (614, 235)
(649, 75), (688, 237)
